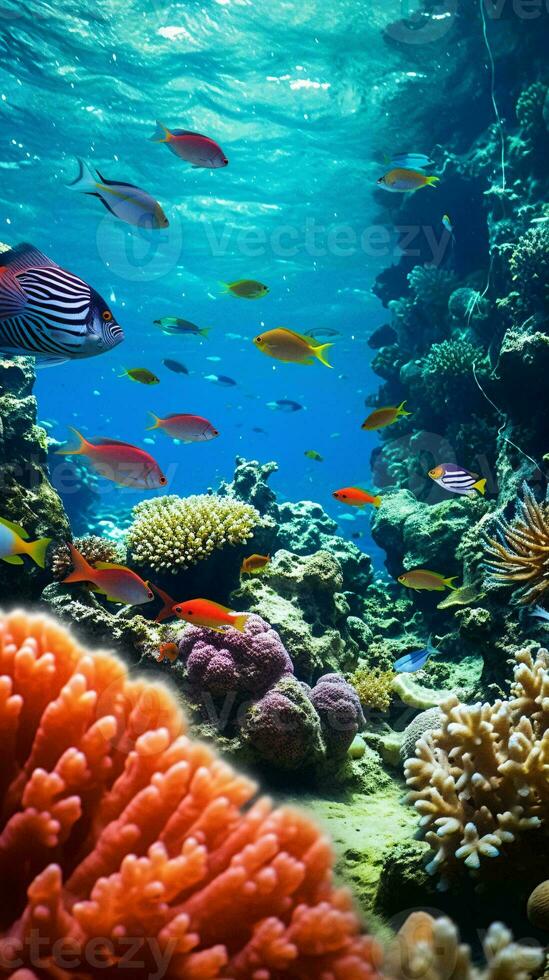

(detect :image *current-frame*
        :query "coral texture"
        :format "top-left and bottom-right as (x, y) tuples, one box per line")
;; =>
(127, 494), (260, 574)
(527, 880), (549, 930)
(178, 613), (293, 700)
(240, 675), (326, 771)
(309, 674), (366, 757)
(484, 483), (549, 605)
(350, 667), (395, 714)
(404, 648), (549, 883)
(49, 536), (127, 582)
(0, 610), (381, 978)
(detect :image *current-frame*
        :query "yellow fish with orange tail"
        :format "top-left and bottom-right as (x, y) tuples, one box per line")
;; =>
(253, 328), (333, 367)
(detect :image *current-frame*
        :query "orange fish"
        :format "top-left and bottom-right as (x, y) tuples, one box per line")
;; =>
(57, 427), (167, 489)
(398, 569), (459, 592)
(156, 642), (179, 664)
(176, 598), (249, 633)
(362, 401), (411, 431)
(241, 554), (270, 574)
(377, 169), (439, 192)
(332, 487), (382, 508)
(62, 543), (154, 605)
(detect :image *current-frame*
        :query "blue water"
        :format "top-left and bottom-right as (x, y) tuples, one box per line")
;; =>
(0, 0), (457, 551)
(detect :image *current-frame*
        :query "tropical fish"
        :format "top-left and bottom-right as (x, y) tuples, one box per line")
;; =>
(304, 450), (323, 461)
(0, 242), (123, 366)
(62, 543), (154, 605)
(241, 554), (270, 575)
(149, 121), (228, 168)
(388, 152), (434, 170)
(398, 569), (458, 592)
(528, 605), (549, 622)
(333, 487), (381, 508)
(57, 427), (167, 489)
(163, 358), (188, 375)
(204, 373), (236, 387)
(377, 168), (439, 192)
(154, 317), (210, 337)
(437, 583), (483, 609)
(156, 642), (179, 664)
(362, 401), (411, 431)
(221, 280), (269, 299)
(174, 598), (250, 633)
(429, 463), (486, 497)
(68, 159), (169, 229)
(266, 399), (303, 412)
(147, 412), (218, 443)
(254, 328), (333, 367)
(0, 516), (51, 567)
(308, 327), (341, 339)
(119, 368), (160, 385)
(394, 636), (438, 673)
(442, 214), (454, 238)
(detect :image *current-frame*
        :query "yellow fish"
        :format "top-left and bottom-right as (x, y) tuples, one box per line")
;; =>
(362, 401), (411, 431)
(377, 168), (439, 192)
(254, 328), (333, 367)
(398, 569), (458, 592)
(119, 368), (160, 385)
(0, 516), (51, 567)
(221, 280), (269, 299)
(304, 450), (323, 461)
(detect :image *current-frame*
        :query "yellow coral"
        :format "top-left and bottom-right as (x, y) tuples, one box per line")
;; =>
(127, 494), (260, 573)
(350, 666), (395, 713)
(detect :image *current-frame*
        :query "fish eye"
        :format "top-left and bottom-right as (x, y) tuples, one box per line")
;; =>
(102, 310), (113, 322)
(147, 590), (154, 600)
(159, 476), (167, 485)
(255, 336), (262, 343)
(174, 605), (181, 614)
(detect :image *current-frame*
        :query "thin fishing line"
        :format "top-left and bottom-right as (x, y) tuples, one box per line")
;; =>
(472, 362), (541, 473)
(479, 0), (506, 192)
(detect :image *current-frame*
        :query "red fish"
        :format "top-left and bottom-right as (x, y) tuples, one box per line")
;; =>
(149, 121), (228, 168)
(156, 642), (179, 664)
(147, 413), (219, 443)
(62, 543), (154, 605)
(57, 427), (167, 489)
(151, 585), (249, 632)
(332, 487), (382, 508)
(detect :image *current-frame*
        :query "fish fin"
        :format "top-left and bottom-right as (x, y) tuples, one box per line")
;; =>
(473, 478), (487, 495)
(146, 412), (160, 430)
(425, 176), (440, 187)
(0, 516), (29, 539)
(56, 426), (89, 455)
(199, 327), (211, 337)
(118, 370), (129, 379)
(0, 242), (54, 273)
(372, 495), (382, 508)
(93, 561), (126, 571)
(26, 537), (52, 569)
(2, 554), (24, 565)
(151, 583), (177, 623)
(313, 342), (333, 368)
(67, 158), (98, 193)
(62, 543), (94, 584)
(218, 282), (230, 293)
(102, 595), (124, 604)
(34, 356), (69, 368)
(443, 576), (459, 590)
(231, 614), (249, 633)
(149, 120), (171, 143)
(397, 400), (412, 416)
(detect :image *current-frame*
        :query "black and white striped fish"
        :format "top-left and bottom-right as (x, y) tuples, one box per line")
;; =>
(0, 242), (124, 366)
(429, 463), (487, 497)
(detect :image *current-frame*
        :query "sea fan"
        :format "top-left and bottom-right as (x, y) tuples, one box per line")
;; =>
(484, 483), (549, 605)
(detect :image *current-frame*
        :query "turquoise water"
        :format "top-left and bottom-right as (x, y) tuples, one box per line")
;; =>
(1, 0), (469, 544)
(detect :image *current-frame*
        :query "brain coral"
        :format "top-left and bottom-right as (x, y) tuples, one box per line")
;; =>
(309, 674), (366, 757)
(0, 610), (381, 979)
(241, 675), (326, 771)
(178, 613), (293, 700)
(127, 494), (259, 573)
(405, 647), (549, 884)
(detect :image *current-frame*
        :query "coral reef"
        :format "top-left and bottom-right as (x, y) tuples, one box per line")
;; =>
(484, 483), (549, 605)
(241, 675), (326, 771)
(404, 647), (549, 884)
(527, 880), (549, 931)
(309, 673), (366, 758)
(399, 708), (442, 763)
(127, 494), (260, 574)
(0, 357), (69, 599)
(0, 609), (382, 978)
(350, 666), (395, 714)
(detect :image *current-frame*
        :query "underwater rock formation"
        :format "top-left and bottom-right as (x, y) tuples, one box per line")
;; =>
(0, 609), (382, 978)
(0, 357), (69, 599)
(240, 675), (326, 772)
(309, 673), (366, 758)
(404, 647), (549, 885)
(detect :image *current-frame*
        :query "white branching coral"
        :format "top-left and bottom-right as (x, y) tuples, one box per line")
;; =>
(404, 648), (549, 884)
(386, 911), (544, 980)
(127, 494), (260, 573)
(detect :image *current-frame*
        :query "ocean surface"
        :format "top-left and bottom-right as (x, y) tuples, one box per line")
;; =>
(0, 0), (475, 558)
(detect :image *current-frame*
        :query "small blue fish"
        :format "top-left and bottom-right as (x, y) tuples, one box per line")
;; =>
(529, 605), (549, 623)
(394, 636), (438, 673)
(388, 152), (434, 170)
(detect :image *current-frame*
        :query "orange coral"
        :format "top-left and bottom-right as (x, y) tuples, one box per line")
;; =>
(0, 610), (380, 979)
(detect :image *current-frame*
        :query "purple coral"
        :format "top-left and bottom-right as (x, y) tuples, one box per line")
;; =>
(241, 676), (325, 770)
(178, 613), (293, 699)
(310, 673), (366, 756)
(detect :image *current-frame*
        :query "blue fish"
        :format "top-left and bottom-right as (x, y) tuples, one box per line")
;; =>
(388, 152), (434, 170)
(394, 636), (438, 673)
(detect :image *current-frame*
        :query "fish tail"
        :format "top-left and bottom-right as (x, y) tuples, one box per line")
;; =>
(474, 478), (487, 495)
(372, 495), (382, 508)
(146, 412), (161, 431)
(199, 327), (211, 338)
(231, 614), (249, 633)
(62, 543), (94, 584)
(55, 426), (89, 456)
(151, 583), (177, 623)
(67, 158), (98, 193)
(425, 175), (440, 187)
(444, 576), (459, 590)
(397, 400), (412, 416)
(149, 120), (171, 142)
(313, 342), (334, 368)
(218, 282), (230, 294)
(25, 537), (52, 569)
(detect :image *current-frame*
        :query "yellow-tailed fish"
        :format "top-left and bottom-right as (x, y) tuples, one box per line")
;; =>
(0, 516), (51, 567)
(68, 159), (169, 229)
(221, 280), (269, 299)
(377, 168), (439, 192)
(362, 401), (411, 430)
(398, 569), (459, 592)
(254, 328), (333, 367)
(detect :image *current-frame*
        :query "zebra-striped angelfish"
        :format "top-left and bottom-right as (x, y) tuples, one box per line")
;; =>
(429, 463), (487, 497)
(0, 242), (124, 366)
